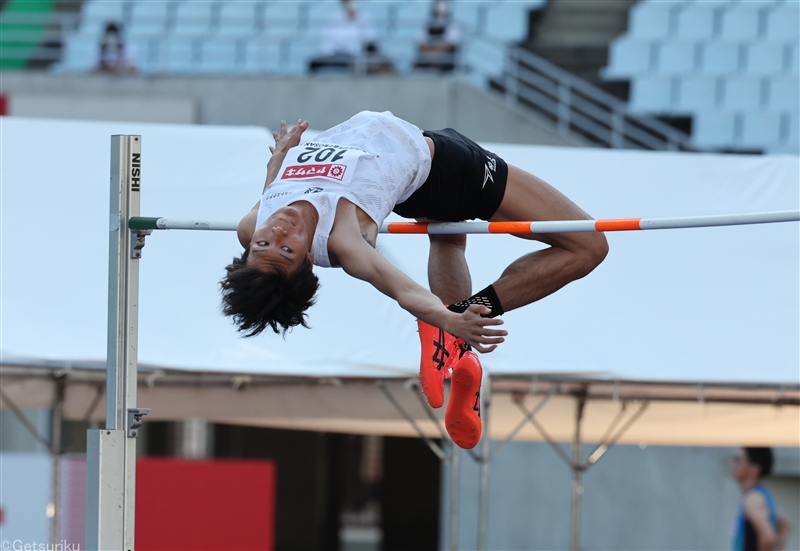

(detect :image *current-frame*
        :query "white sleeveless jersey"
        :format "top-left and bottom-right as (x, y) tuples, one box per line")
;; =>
(256, 111), (431, 267)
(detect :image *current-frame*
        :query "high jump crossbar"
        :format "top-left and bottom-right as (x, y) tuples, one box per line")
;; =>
(129, 210), (800, 234)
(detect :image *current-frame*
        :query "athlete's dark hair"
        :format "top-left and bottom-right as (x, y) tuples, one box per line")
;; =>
(744, 447), (774, 478)
(220, 249), (320, 337)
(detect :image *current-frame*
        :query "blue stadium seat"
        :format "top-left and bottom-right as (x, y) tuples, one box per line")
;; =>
(242, 38), (282, 73)
(486, 4), (530, 42)
(675, 3), (717, 41)
(172, 2), (216, 38)
(630, 75), (675, 113)
(54, 35), (97, 72)
(768, 75), (800, 112)
(765, 3), (800, 41)
(700, 41), (742, 75)
(676, 75), (720, 114)
(263, 2), (303, 35)
(740, 110), (781, 149)
(198, 38), (240, 73)
(80, 0), (126, 39)
(128, 2), (173, 39)
(657, 40), (697, 75)
(602, 37), (654, 78)
(746, 41), (790, 76)
(723, 76), (765, 110)
(720, 5), (763, 42)
(692, 111), (737, 148)
(216, 2), (263, 38)
(628, 2), (675, 40)
(159, 37), (197, 73)
(789, 43), (799, 75)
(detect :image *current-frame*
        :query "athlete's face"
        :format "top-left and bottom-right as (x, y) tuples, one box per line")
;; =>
(248, 207), (313, 274)
(730, 448), (758, 482)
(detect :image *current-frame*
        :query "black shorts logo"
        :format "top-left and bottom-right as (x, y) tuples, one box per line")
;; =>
(482, 156), (497, 189)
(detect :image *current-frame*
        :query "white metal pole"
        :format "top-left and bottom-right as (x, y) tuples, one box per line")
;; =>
(449, 443), (461, 551)
(86, 135), (143, 551)
(571, 395), (586, 551)
(477, 376), (491, 551)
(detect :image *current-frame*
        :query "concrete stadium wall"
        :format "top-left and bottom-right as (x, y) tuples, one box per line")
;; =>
(0, 73), (590, 147)
(440, 443), (800, 551)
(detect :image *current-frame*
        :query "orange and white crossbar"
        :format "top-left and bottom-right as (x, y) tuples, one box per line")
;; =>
(130, 210), (800, 234)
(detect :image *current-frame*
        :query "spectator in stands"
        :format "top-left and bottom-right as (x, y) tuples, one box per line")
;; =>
(309, 0), (393, 75)
(730, 447), (792, 551)
(413, 0), (460, 73)
(95, 23), (136, 74)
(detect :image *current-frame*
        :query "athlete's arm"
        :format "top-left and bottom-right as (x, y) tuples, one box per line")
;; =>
(743, 492), (778, 551)
(333, 227), (506, 352)
(237, 119), (310, 248)
(775, 515), (792, 551)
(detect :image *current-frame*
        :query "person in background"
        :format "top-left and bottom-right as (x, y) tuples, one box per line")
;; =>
(413, 0), (460, 73)
(309, 0), (393, 74)
(731, 447), (792, 551)
(95, 22), (136, 74)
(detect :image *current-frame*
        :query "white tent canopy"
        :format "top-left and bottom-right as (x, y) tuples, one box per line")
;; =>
(1, 116), (798, 446)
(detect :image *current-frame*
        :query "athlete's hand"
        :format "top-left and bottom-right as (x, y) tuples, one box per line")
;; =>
(269, 119), (309, 156)
(448, 305), (507, 353)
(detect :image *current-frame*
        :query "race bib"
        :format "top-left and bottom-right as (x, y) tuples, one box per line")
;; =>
(278, 142), (369, 186)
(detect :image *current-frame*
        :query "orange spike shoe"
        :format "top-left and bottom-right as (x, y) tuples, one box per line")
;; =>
(445, 351), (483, 450)
(417, 319), (471, 408)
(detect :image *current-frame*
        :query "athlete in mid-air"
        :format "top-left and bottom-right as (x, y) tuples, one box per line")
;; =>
(221, 111), (608, 448)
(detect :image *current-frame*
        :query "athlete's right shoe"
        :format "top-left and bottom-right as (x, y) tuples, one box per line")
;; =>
(445, 350), (483, 449)
(417, 319), (471, 408)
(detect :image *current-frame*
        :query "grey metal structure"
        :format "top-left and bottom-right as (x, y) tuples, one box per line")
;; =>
(85, 136), (149, 550)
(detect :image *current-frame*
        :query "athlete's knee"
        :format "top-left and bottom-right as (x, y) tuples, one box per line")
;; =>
(578, 233), (609, 275)
(429, 233), (467, 250)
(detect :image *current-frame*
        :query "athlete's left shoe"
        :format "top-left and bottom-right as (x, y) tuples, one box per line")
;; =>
(417, 319), (471, 408)
(445, 350), (483, 450)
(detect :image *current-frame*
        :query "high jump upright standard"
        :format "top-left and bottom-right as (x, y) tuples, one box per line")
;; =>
(86, 136), (149, 550)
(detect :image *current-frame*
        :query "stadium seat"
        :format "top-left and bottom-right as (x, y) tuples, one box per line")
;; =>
(603, 37), (654, 79)
(768, 75), (800, 112)
(657, 40), (698, 75)
(629, 75), (675, 113)
(486, 4), (529, 42)
(80, 0), (125, 38)
(55, 35), (97, 72)
(765, 3), (800, 41)
(264, 2), (303, 35)
(676, 75), (720, 114)
(700, 41), (742, 75)
(172, 2), (216, 38)
(627, 2), (674, 40)
(380, 36), (416, 72)
(159, 38), (197, 73)
(789, 43), (799, 75)
(675, 4), (717, 41)
(129, 1), (173, 37)
(216, 2), (262, 38)
(692, 111), (737, 148)
(740, 110), (781, 149)
(306, 2), (341, 36)
(745, 41), (789, 76)
(720, 5), (762, 41)
(723, 76), (765, 110)
(198, 38), (240, 73)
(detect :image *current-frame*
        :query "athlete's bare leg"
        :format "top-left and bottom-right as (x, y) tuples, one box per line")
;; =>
(426, 232), (472, 305)
(488, 164), (609, 312)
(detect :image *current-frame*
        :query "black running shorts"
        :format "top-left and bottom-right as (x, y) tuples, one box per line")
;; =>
(393, 128), (509, 222)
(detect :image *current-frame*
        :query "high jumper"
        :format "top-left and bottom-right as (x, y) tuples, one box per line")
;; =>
(221, 111), (608, 448)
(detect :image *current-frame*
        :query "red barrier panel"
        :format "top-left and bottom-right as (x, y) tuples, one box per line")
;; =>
(0, 95), (7, 116)
(136, 458), (276, 551)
